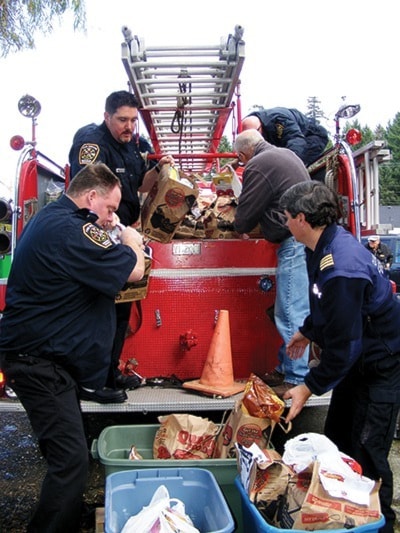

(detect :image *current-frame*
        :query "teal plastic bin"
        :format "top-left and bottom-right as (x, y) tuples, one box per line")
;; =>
(92, 424), (243, 531)
(234, 476), (385, 533)
(105, 467), (235, 533)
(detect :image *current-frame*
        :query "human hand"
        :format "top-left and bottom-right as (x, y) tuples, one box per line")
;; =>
(286, 331), (309, 360)
(120, 226), (144, 248)
(157, 154), (175, 169)
(283, 383), (312, 423)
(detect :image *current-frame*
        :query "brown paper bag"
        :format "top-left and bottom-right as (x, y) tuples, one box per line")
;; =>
(203, 196), (239, 239)
(141, 166), (198, 243)
(115, 254), (152, 303)
(248, 448), (294, 523)
(213, 401), (276, 459)
(213, 373), (288, 459)
(153, 414), (219, 460)
(273, 461), (382, 530)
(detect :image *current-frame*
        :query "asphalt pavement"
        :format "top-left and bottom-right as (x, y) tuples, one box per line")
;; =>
(1, 405), (400, 532)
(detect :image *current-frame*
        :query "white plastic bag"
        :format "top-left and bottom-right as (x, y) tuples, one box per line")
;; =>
(121, 484), (199, 533)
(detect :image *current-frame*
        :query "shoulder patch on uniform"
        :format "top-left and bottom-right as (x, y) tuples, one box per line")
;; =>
(82, 223), (113, 248)
(78, 143), (100, 165)
(320, 253), (334, 271)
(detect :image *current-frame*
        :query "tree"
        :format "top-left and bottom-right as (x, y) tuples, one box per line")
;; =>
(385, 113), (400, 162)
(0, 0), (86, 57)
(218, 135), (234, 168)
(379, 113), (400, 205)
(306, 96), (325, 122)
(343, 120), (374, 150)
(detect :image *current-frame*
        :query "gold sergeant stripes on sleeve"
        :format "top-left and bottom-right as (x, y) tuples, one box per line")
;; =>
(320, 253), (334, 271)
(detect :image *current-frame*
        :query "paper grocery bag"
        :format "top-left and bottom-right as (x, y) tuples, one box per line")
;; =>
(213, 373), (288, 459)
(153, 414), (219, 460)
(141, 166), (198, 243)
(274, 461), (382, 530)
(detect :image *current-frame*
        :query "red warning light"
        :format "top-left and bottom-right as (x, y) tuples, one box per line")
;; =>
(10, 135), (25, 151)
(345, 129), (362, 146)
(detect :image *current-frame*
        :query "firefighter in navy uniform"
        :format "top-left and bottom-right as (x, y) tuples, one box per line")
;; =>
(69, 90), (174, 392)
(0, 164), (145, 532)
(242, 107), (329, 167)
(280, 181), (400, 533)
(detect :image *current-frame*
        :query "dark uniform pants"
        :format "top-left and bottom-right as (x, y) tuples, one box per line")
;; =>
(107, 301), (133, 387)
(325, 354), (400, 533)
(2, 355), (89, 533)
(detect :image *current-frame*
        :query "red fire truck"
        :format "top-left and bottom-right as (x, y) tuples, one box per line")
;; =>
(0, 25), (391, 408)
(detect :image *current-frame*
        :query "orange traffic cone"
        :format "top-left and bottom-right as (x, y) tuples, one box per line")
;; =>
(183, 309), (246, 398)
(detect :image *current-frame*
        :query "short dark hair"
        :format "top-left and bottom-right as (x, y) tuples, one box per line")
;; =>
(105, 91), (140, 115)
(279, 181), (340, 228)
(67, 163), (121, 197)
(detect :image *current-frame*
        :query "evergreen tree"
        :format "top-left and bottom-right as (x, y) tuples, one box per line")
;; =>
(386, 113), (400, 161)
(218, 135), (234, 167)
(0, 0), (86, 57)
(306, 96), (325, 122)
(380, 113), (400, 205)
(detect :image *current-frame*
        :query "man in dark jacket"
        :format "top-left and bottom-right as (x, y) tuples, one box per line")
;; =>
(69, 91), (174, 394)
(365, 235), (393, 276)
(242, 107), (329, 167)
(280, 181), (400, 532)
(233, 129), (311, 396)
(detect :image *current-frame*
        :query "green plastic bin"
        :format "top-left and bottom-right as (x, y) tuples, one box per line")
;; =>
(91, 424), (243, 532)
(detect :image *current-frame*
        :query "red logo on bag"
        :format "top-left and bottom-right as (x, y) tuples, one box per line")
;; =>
(165, 187), (185, 208)
(156, 446), (171, 459)
(236, 424), (262, 447)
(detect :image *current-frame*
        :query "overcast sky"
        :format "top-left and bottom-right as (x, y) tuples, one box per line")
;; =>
(0, 0), (398, 196)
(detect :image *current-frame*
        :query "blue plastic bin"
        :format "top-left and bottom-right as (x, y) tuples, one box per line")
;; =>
(92, 424), (243, 531)
(234, 476), (385, 533)
(105, 467), (235, 533)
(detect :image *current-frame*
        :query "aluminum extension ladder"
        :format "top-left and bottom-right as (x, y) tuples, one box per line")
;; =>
(120, 24), (245, 173)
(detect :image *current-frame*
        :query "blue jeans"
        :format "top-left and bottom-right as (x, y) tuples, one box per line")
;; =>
(274, 236), (310, 384)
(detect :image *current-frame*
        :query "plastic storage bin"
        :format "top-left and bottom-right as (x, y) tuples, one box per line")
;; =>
(234, 475), (385, 533)
(92, 424), (243, 530)
(105, 467), (235, 533)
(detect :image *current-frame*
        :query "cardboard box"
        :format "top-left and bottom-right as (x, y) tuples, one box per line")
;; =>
(141, 166), (198, 243)
(212, 167), (242, 197)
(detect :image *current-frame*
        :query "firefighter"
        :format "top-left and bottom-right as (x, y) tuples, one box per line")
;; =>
(69, 90), (174, 392)
(281, 181), (400, 533)
(233, 129), (311, 397)
(0, 164), (145, 532)
(242, 107), (329, 167)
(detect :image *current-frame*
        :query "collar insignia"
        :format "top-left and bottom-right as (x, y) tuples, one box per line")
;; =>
(78, 143), (100, 165)
(276, 123), (284, 139)
(320, 253), (334, 271)
(82, 223), (113, 248)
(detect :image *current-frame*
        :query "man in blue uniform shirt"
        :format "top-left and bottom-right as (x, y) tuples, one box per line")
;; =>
(0, 163), (145, 532)
(69, 90), (174, 391)
(280, 181), (400, 533)
(242, 107), (329, 167)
